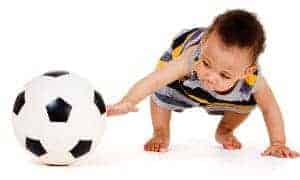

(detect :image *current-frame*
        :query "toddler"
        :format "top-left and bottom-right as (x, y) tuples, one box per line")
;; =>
(107, 9), (299, 158)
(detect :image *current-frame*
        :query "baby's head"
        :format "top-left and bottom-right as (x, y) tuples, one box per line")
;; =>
(195, 9), (265, 93)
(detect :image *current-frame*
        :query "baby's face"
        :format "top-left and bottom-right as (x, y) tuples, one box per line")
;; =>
(194, 31), (257, 93)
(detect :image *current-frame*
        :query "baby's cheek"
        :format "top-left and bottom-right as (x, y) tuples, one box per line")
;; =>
(195, 67), (204, 79)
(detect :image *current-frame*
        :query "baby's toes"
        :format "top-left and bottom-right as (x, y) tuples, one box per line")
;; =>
(159, 142), (168, 152)
(232, 140), (242, 149)
(223, 142), (234, 149)
(144, 139), (160, 152)
(144, 136), (169, 152)
(144, 140), (154, 151)
(223, 139), (241, 150)
(146, 144), (155, 152)
(144, 144), (149, 151)
(230, 137), (241, 148)
(153, 143), (160, 152)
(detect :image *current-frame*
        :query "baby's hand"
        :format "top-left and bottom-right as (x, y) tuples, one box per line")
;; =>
(106, 100), (138, 116)
(261, 144), (300, 158)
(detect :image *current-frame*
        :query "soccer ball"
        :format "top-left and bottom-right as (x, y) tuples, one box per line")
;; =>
(12, 70), (106, 165)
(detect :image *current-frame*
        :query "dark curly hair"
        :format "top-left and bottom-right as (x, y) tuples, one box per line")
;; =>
(207, 9), (266, 63)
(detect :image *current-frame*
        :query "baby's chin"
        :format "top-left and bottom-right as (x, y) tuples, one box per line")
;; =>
(200, 80), (235, 93)
(214, 85), (235, 94)
(202, 82), (223, 92)
(202, 82), (234, 93)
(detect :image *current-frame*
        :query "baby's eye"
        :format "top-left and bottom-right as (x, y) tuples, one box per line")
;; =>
(220, 73), (231, 80)
(202, 60), (209, 67)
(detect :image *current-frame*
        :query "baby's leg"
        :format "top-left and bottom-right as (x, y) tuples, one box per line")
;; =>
(144, 98), (171, 152)
(215, 111), (249, 150)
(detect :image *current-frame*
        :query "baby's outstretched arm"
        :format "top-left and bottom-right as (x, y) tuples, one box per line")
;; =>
(106, 46), (196, 116)
(254, 77), (300, 158)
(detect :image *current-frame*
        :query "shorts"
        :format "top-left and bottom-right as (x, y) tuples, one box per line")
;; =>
(151, 86), (253, 115)
(151, 86), (199, 113)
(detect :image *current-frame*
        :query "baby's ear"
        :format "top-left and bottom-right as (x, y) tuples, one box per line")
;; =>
(243, 64), (257, 78)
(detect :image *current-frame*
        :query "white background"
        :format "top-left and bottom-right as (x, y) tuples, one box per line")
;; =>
(1, 0), (300, 179)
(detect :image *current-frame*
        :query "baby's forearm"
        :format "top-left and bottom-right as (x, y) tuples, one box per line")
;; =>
(254, 77), (287, 146)
(121, 72), (163, 105)
(263, 109), (286, 145)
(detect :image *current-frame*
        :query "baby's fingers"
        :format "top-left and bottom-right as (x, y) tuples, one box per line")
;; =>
(106, 105), (126, 116)
(289, 150), (300, 158)
(261, 148), (272, 156)
(281, 148), (298, 158)
(267, 150), (283, 157)
(262, 149), (285, 158)
(106, 105), (114, 116)
(281, 149), (290, 158)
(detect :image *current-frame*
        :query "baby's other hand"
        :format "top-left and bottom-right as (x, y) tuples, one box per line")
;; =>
(106, 100), (138, 117)
(261, 144), (300, 158)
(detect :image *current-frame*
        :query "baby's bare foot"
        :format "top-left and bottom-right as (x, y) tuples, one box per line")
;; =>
(215, 132), (242, 150)
(144, 135), (169, 152)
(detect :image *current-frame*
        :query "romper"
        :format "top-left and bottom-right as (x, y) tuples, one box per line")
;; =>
(151, 28), (260, 115)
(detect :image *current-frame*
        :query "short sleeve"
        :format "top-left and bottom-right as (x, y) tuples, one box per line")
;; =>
(155, 28), (198, 70)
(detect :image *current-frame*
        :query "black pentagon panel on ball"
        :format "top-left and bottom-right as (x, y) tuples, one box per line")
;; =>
(46, 98), (72, 123)
(26, 137), (47, 157)
(69, 140), (92, 158)
(13, 91), (25, 115)
(43, 70), (70, 78)
(94, 91), (106, 114)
